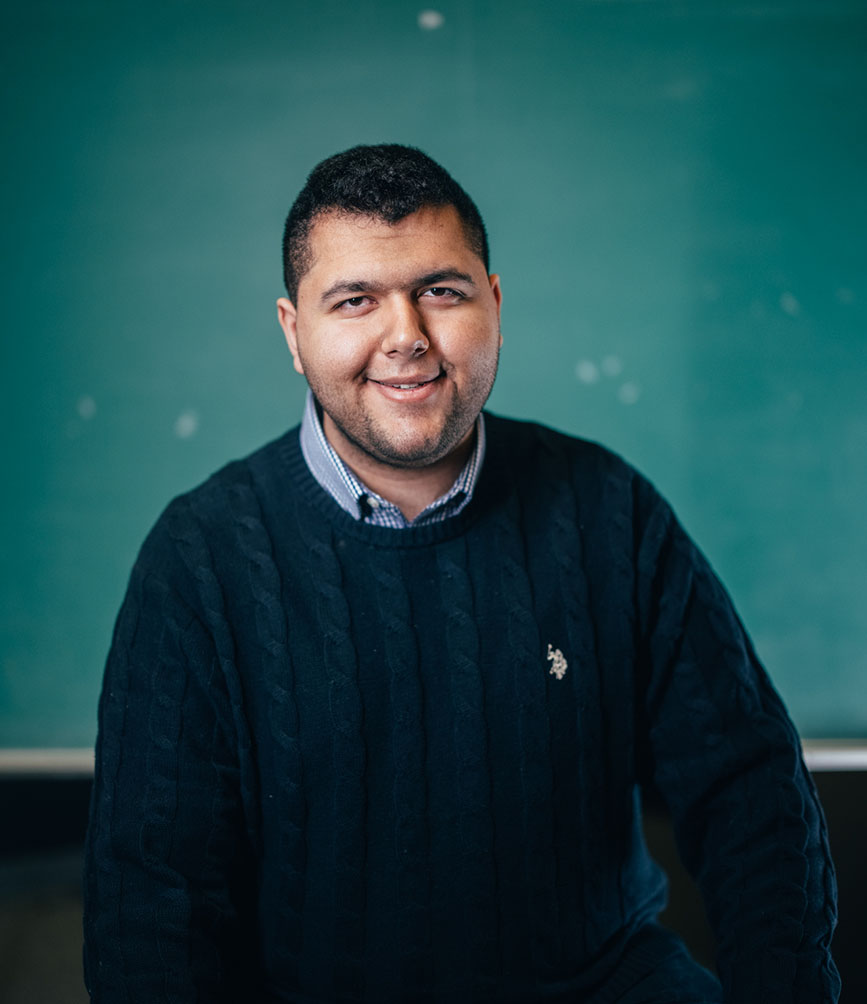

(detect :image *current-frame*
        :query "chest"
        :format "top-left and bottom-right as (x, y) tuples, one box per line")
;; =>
(231, 514), (640, 820)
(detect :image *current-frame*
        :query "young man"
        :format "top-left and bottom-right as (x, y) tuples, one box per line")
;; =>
(84, 145), (840, 1002)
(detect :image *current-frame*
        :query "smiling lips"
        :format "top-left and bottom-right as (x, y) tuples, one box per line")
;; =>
(369, 373), (442, 389)
(368, 372), (444, 400)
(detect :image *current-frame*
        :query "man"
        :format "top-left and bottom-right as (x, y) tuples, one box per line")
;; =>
(84, 145), (840, 1002)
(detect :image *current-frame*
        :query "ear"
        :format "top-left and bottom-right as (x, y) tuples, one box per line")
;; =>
(276, 297), (305, 375)
(489, 274), (504, 347)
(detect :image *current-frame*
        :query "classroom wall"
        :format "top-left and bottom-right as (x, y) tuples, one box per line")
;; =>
(2, 0), (866, 749)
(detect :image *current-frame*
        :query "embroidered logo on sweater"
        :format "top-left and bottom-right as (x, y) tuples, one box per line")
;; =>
(547, 644), (568, 680)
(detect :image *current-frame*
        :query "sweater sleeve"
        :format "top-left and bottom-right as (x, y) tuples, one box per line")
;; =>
(83, 511), (256, 1003)
(634, 482), (840, 1004)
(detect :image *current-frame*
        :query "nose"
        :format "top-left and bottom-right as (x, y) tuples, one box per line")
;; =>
(379, 298), (429, 358)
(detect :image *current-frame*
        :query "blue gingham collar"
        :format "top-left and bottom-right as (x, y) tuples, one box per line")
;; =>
(298, 390), (485, 528)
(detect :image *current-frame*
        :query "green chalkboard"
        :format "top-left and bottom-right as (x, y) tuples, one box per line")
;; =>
(2, 0), (865, 749)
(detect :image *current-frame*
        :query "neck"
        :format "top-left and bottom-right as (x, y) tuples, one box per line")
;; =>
(322, 417), (474, 522)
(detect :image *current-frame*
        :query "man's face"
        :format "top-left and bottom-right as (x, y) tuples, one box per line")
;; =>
(277, 204), (502, 472)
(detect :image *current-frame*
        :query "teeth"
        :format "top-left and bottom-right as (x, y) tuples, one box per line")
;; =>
(374, 376), (438, 389)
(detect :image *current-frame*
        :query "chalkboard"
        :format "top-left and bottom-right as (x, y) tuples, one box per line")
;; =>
(2, 0), (865, 750)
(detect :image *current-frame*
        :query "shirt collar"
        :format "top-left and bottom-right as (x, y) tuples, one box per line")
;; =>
(298, 390), (485, 528)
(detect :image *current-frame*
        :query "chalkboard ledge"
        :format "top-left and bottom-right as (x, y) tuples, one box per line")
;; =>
(0, 749), (94, 777)
(1, 743), (866, 776)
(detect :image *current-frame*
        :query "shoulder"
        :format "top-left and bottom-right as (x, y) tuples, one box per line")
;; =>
(179, 425), (302, 512)
(164, 426), (301, 522)
(481, 411), (677, 542)
(483, 411), (646, 489)
(133, 427), (303, 586)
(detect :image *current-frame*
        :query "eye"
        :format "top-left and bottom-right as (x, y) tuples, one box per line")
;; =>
(420, 287), (464, 301)
(334, 295), (373, 312)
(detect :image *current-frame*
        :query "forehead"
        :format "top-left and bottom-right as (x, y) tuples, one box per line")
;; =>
(299, 205), (482, 295)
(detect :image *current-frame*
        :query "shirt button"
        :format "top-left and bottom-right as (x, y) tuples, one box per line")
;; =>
(367, 497), (380, 509)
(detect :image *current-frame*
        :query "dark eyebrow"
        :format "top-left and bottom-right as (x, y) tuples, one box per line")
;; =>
(318, 269), (477, 307)
(415, 270), (476, 289)
(319, 280), (371, 306)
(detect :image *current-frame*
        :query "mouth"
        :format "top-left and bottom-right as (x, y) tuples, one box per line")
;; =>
(368, 372), (442, 390)
(366, 371), (444, 402)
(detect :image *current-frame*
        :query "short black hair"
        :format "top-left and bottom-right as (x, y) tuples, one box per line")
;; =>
(282, 144), (489, 301)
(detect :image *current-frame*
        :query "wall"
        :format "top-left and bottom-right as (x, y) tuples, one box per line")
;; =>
(2, 1), (865, 750)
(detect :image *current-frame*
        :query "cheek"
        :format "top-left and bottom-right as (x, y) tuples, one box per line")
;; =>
(335, 342), (372, 377)
(440, 314), (487, 348)
(305, 330), (368, 377)
(450, 323), (501, 368)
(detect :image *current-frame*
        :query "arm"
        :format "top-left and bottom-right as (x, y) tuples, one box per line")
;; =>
(635, 486), (840, 1003)
(83, 517), (256, 1002)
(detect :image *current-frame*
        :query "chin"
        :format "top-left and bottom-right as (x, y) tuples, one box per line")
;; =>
(369, 442), (452, 469)
(327, 405), (473, 471)
(365, 426), (466, 468)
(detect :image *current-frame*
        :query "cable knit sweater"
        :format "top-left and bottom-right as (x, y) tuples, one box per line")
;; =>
(83, 414), (839, 1003)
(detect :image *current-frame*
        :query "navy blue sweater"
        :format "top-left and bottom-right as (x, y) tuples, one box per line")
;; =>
(83, 414), (839, 1002)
